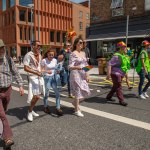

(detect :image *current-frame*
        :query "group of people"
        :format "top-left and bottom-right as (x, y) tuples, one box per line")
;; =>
(106, 40), (150, 106)
(0, 37), (91, 148)
(0, 37), (150, 149)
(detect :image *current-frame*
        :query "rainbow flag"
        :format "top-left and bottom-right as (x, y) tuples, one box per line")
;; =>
(82, 65), (93, 72)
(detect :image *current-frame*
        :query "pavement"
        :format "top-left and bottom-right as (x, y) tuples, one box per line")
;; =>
(0, 66), (150, 150)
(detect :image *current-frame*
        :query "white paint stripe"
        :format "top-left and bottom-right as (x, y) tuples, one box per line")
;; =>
(12, 86), (150, 131)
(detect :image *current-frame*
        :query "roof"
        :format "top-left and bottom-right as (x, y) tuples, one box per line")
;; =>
(86, 29), (150, 41)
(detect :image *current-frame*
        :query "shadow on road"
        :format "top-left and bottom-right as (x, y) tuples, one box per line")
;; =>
(84, 96), (107, 104)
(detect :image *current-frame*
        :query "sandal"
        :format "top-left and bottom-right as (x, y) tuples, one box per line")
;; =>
(4, 139), (14, 148)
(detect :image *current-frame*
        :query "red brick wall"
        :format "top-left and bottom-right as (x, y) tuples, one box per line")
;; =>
(91, 0), (150, 24)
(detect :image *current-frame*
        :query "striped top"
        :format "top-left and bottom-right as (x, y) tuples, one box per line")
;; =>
(0, 56), (23, 88)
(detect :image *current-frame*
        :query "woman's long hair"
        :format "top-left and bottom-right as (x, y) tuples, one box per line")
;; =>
(43, 49), (57, 59)
(72, 36), (83, 51)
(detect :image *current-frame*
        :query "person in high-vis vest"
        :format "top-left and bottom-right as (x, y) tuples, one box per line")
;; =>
(136, 40), (150, 99)
(106, 41), (129, 106)
(124, 48), (133, 89)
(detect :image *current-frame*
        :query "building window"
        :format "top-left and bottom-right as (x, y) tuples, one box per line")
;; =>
(19, 0), (33, 6)
(62, 32), (66, 43)
(86, 13), (90, 20)
(79, 22), (83, 30)
(50, 31), (54, 42)
(29, 28), (31, 40)
(20, 27), (23, 40)
(9, 0), (15, 7)
(79, 11), (83, 18)
(57, 32), (60, 42)
(19, 10), (26, 21)
(145, 0), (150, 11)
(24, 28), (26, 40)
(28, 12), (31, 22)
(12, 10), (15, 23)
(2, 0), (6, 11)
(111, 0), (124, 9)
(86, 24), (90, 28)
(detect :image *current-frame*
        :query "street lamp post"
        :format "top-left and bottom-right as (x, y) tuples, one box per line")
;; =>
(126, 6), (137, 47)
(28, 4), (34, 42)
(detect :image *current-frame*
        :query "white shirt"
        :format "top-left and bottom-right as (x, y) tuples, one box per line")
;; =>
(41, 58), (57, 76)
(23, 51), (42, 79)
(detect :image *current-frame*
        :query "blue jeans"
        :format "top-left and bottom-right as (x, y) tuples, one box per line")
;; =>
(43, 75), (60, 109)
(55, 73), (62, 87)
(138, 69), (150, 95)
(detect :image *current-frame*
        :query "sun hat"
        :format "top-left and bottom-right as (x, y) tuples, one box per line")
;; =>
(0, 39), (5, 48)
(117, 41), (126, 48)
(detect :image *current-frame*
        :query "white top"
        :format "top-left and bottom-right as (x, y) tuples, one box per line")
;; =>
(41, 58), (57, 76)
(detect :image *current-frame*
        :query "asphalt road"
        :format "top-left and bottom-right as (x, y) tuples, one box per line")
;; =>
(0, 73), (150, 150)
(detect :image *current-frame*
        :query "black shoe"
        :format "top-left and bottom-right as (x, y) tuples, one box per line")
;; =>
(56, 109), (63, 116)
(119, 101), (128, 106)
(44, 107), (51, 114)
(4, 139), (14, 149)
(106, 98), (116, 102)
(128, 87), (133, 90)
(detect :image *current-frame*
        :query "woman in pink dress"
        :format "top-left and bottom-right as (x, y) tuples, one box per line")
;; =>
(69, 37), (91, 117)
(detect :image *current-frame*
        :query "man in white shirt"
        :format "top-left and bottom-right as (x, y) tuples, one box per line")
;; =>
(24, 40), (44, 122)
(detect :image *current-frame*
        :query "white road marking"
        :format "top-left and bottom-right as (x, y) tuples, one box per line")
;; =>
(97, 90), (101, 92)
(12, 86), (150, 131)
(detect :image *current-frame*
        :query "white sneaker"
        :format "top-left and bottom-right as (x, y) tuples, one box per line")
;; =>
(27, 112), (33, 122)
(74, 111), (84, 117)
(143, 92), (149, 98)
(32, 111), (39, 117)
(139, 94), (146, 99)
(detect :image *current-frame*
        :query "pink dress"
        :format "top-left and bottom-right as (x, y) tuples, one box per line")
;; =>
(69, 52), (91, 99)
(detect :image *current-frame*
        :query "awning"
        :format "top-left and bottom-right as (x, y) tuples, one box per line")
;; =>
(86, 29), (150, 42)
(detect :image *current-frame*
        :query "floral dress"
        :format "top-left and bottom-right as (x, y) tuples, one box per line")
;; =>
(69, 52), (91, 99)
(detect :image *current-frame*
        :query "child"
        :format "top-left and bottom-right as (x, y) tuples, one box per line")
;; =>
(55, 55), (67, 89)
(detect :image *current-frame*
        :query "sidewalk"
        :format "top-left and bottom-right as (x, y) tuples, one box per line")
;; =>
(88, 66), (138, 80)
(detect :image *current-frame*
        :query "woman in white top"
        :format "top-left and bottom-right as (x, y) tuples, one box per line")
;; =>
(41, 49), (63, 116)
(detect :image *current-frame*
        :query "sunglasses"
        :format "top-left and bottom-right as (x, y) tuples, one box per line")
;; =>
(67, 45), (71, 47)
(79, 41), (83, 44)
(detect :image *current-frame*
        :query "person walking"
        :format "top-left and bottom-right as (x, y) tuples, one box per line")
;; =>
(24, 40), (45, 122)
(0, 39), (24, 148)
(83, 41), (91, 64)
(69, 37), (91, 117)
(41, 49), (63, 116)
(106, 41), (129, 106)
(136, 40), (150, 99)
(60, 42), (73, 98)
(124, 48), (133, 90)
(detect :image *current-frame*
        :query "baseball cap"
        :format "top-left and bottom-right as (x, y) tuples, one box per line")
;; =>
(141, 40), (150, 47)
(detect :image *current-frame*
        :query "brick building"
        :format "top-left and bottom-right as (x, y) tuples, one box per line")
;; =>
(72, 1), (90, 40)
(0, 0), (90, 58)
(87, 0), (150, 64)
